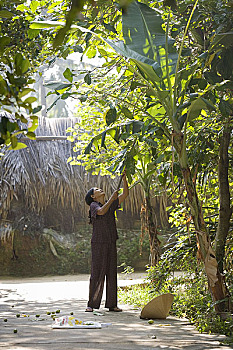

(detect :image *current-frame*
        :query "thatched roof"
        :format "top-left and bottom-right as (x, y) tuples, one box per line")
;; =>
(0, 117), (144, 222)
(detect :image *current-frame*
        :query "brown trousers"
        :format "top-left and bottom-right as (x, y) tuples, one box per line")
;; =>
(88, 241), (117, 309)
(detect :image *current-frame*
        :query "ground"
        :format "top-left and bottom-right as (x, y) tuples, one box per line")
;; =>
(0, 273), (232, 350)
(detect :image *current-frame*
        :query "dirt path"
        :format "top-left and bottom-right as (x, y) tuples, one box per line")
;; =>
(0, 274), (231, 350)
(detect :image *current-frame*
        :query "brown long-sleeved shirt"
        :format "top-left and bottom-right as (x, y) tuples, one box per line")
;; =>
(90, 198), (120, 243)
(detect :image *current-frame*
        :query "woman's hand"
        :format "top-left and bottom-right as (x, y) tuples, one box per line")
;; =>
(118, 170), (129, 204)
(110, 190), (119, 201)
(122, 169), (127, 182)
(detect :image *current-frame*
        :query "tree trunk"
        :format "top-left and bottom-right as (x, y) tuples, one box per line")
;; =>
(173, 131), (230, 313)
(145, 194), (160, 266)
(215, 119), (232, 273)
(140, 192), (160, 266)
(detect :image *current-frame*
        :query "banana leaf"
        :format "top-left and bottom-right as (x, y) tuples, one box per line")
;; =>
(122, 1), (178, 78)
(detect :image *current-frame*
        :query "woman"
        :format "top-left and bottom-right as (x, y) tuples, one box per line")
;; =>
(85, 171), (129, 312)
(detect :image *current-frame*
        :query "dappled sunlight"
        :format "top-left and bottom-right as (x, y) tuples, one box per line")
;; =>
(0, 273), (146, 303)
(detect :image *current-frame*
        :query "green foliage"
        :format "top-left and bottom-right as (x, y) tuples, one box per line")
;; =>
(0, 1), (50, 148)
(118, 283), (154, 308)
(117, 228), (150, 268)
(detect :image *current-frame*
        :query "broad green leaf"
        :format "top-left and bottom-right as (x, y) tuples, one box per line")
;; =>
(18, 88), (35, 98)
(21, 58), (30, 74)
(7, 121), (18, 133)
(0, 37), (11, 52)
(30, 1), (40, 13)
(75, 14), (172, 86)
(33, 106), (42, 114)
(105, 39), (161, 84)
(30, 21), (65, 29)
(9, 142), (27, 150)
(63, 68), (73, 83)
(187, 97), (215, 122)
(14, 53), (24, 75)
(61, 92), (71, 100)
(122, 1), (178, 76)
(84, 120), (144, 154)
(26, 131), (36, 140)
(53, 27), (67, 48)
(73, 45), (83, 53)
(219, 99), (233, 118)
(84, 73), (91, 85)
(86, 46), (97, 59)
(84, 139), (93, 154)
(101, 130), (107, 148)
(121, 107), (133, 119)
(210, 31), (233, 50)
(104, 107), (117, 126)
(45, 82), (72, 90)
(28, 116), (39, 132)
(23, 96), (37, 104)
(132, 120), (143, 133)
(16, 4), (29, 12)
(0, 79), (7, 94)
(27, 28), (40, 39)
(0, 10), (14, 18)
(142, 137), (157, 148)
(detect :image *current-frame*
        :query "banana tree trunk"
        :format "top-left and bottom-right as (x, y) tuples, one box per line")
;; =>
(173, 131), (230, 313)
(215, 119), (232, 272)
(146, 194), (160, 266)
(141, 192), (160, 266)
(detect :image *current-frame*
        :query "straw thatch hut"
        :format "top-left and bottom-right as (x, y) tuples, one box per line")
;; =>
(0, 117), (167, 276)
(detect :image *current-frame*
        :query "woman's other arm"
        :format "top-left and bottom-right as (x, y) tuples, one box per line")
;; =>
(118, 171), (129, 205)
(96, 190), (119, 215)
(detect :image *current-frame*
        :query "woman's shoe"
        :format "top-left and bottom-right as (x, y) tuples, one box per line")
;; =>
(85, 307), (93, 312)
(109, 307), (122, 312)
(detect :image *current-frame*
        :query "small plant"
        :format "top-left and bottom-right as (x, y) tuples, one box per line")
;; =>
(119, 263), (134, 276)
